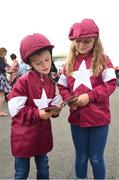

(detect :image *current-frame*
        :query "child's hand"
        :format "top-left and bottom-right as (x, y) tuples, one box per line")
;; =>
(51, 107), (62, 116)
(39, 110), (52, 120)
(68, 101), (78, 111)
(76, 93), (89, 107)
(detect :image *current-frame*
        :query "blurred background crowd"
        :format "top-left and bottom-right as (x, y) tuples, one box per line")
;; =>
(0, 47), (30, 116)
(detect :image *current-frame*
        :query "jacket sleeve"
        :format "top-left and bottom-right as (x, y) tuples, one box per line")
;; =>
(88, 79), (116, 102)
(7, 77), (40, 125)
(87, 58), (117, 103)
(58, 73), (72, 101)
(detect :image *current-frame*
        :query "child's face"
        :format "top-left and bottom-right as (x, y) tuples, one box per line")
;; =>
(75, 37), (95, 55)
(30, 50), (52, 75)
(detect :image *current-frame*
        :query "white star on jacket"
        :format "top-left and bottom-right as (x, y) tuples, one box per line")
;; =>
(72, 60), (92, 91)
(33, 89), (52, 110)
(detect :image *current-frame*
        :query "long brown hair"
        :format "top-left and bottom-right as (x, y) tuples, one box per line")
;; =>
(66, 37), (107, 76)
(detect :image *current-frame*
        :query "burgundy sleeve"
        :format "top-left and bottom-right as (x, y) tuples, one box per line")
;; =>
(58, 84), (72, 101)
(7, 77), (40, 126)
(88, 57), (116, 102)
(57, 67), (72, 100)
(88, 79), (116, 102)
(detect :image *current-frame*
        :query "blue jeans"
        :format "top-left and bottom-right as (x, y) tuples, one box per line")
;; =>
(14, 155), (49, 179)
(70, 125), (109, 179)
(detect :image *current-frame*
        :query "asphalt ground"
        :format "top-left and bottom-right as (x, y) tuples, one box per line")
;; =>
(0, 87), (119, 179)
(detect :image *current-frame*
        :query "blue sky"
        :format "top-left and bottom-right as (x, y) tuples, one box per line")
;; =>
(0, 0), (119, 66)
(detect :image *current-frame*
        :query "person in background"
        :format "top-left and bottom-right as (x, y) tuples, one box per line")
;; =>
(4, 57), (11, 101)
(58, 19), (116, 179)
(18, 59), (30, 77)
(115, 67), (119, 86)
(7, 33), (61, 179)
(0, 47), (11, 116)
(9, 53), (19, 87)
(4, 57), (11, 81)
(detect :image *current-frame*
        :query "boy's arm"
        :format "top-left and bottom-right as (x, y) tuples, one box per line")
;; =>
(7, 77), (40, 125)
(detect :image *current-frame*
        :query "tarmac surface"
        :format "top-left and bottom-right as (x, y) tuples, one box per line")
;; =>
(0, 87), (119, 179)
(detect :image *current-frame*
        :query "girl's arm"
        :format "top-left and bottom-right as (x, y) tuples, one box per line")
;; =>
(58, 73), (72, 100)
(87, 58), (116, 103)
(87, 79), (116, 103)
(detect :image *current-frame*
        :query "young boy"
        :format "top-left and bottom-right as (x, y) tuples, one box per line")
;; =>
(7, 33), (61, 179)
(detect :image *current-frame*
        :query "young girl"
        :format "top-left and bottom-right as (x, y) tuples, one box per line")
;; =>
(7, 33), (61, 179)
(58, 19), (116, 179)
